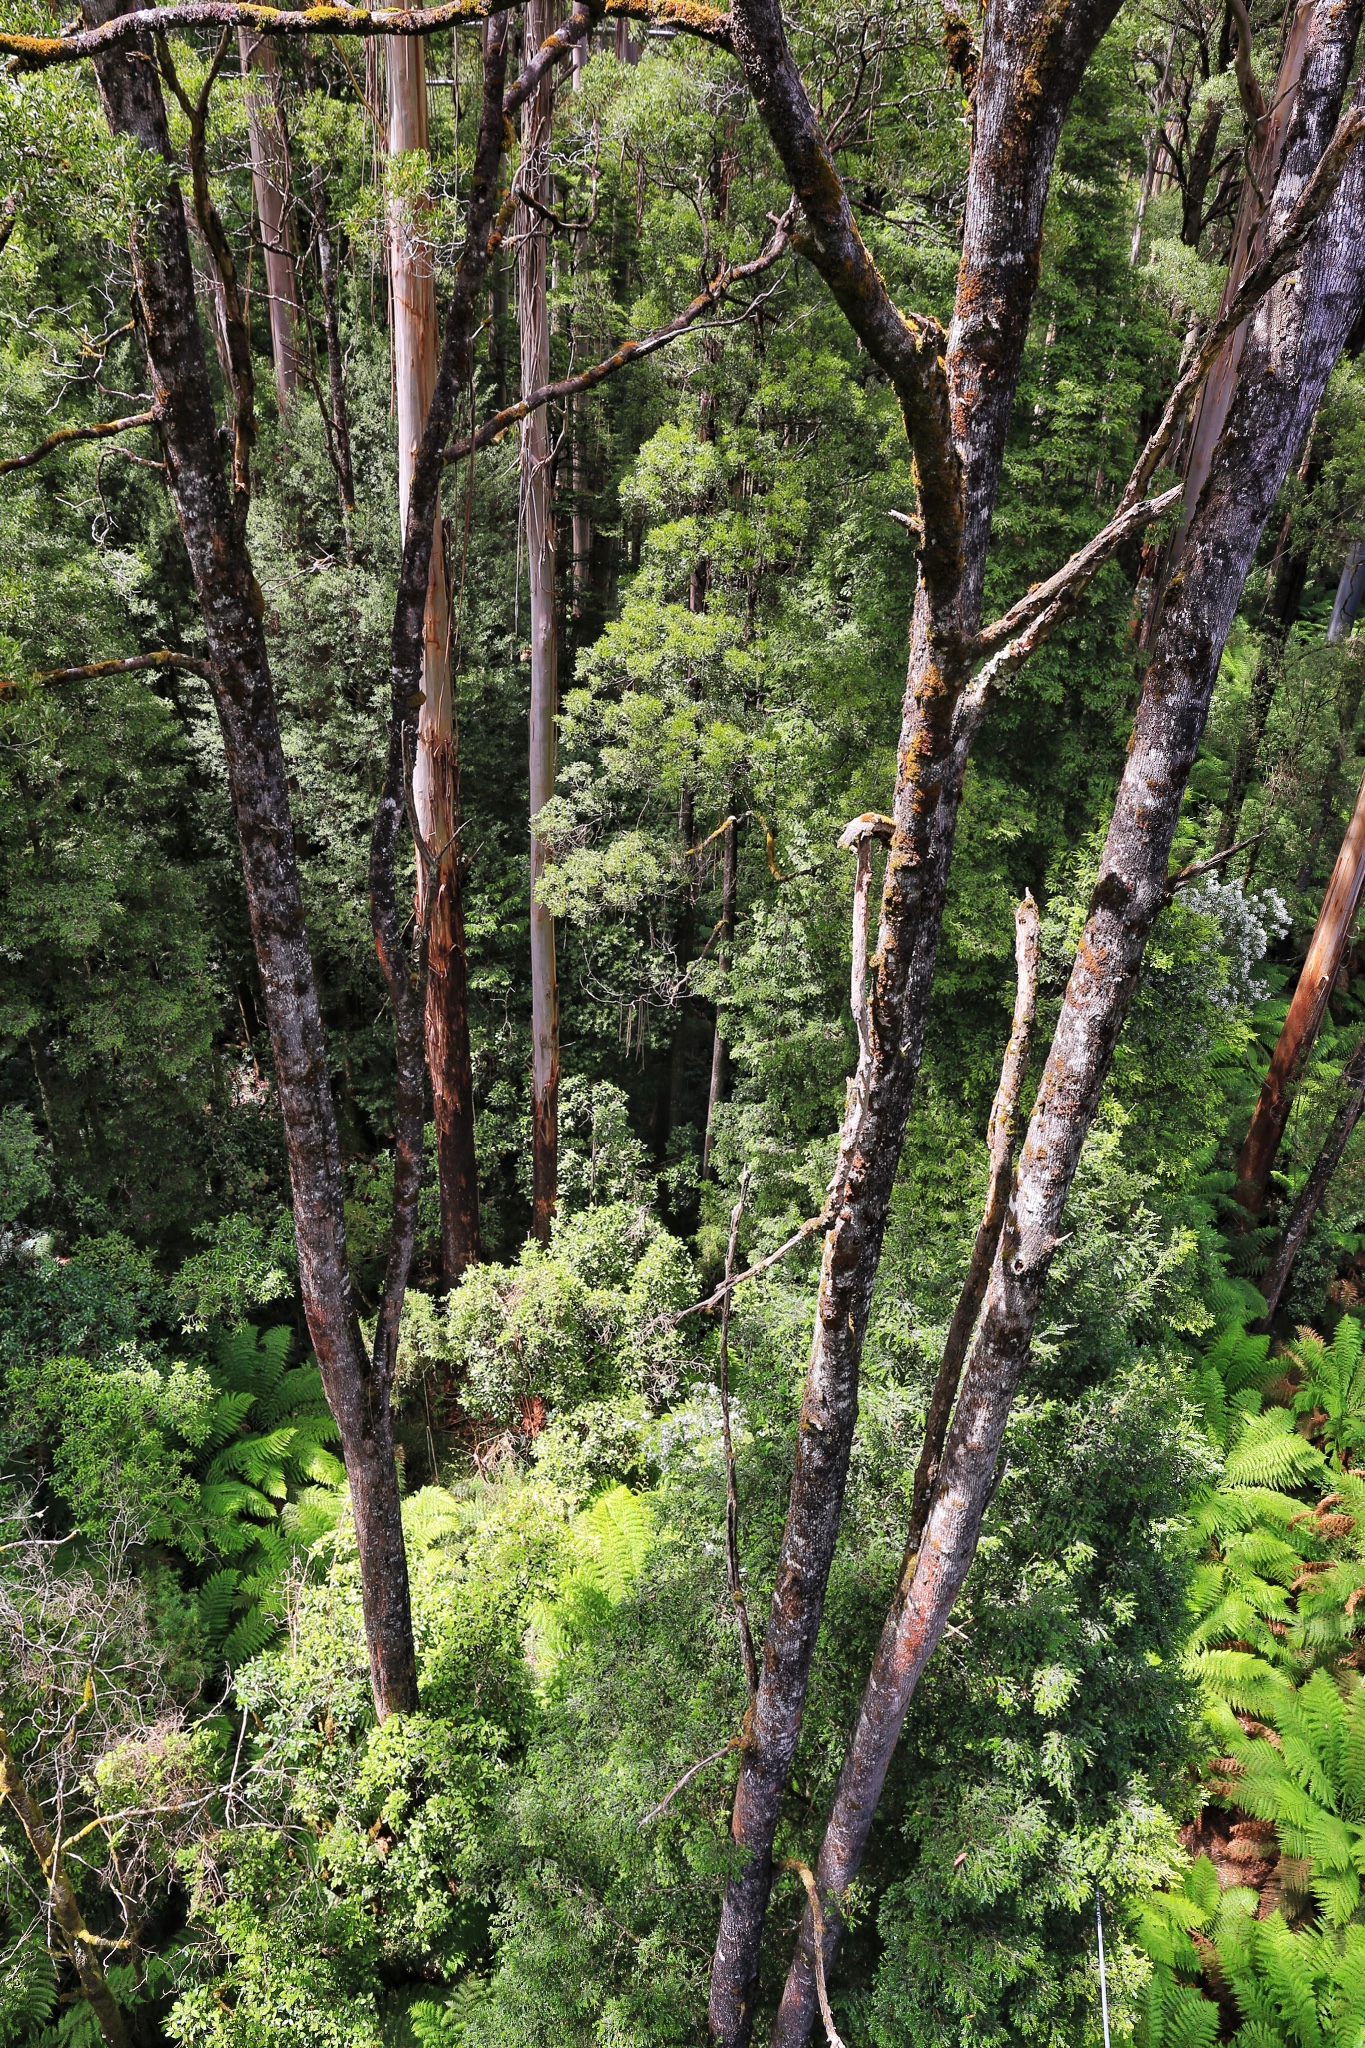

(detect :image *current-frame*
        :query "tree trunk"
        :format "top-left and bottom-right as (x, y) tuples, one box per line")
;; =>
(238, 27), (299, 407)
(387, 34), (480, 1282)
(702, 812), (738, 1180)
(0, 1720), (129, 2048)
(1329, 538), (1365, 642)
(521, 0), (560, 1246)
(772, 17), (1365, 2035)
(706, 0), (1128, 2035)
(1234, 757), (1365, 1219)
(1259, 1025), (1365, 1318)
(81, 0), (419, 1719)
(305, 91), (357, 555)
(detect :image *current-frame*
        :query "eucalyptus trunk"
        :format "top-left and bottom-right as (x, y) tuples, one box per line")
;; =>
(773, 12), (1365, 2034)
(238, 27), (299, 406)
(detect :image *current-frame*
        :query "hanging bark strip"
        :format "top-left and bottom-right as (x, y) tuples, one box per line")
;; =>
(387, 27), (480, 1280)
(522, 0), (562, 1244)
(900, 890), (1039, 1566)
(771, 16), (1365, 2038)
(1234, 757), (1365, 1221)
(1258, 1027), (1365, 1320)
(238, 24), (300, 404)
(0, 1719), (129, 2048)
(706, 0), (1130, 2031)
(80, 0), (425, 1718)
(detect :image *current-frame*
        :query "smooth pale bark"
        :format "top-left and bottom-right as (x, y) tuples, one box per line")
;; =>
(1259, 1026), (1365, 1319)
(706, 0), (1126, 2037)
(387, 34), (480, 1280)
(1234, 757), (1365, 1219)
(238, 28), (299, 405)
(773, 14), (1365, 2035)
(0, 1720), (129, 2048)
(521, 0), (560, 1245)
(82, 0), (419, 1718)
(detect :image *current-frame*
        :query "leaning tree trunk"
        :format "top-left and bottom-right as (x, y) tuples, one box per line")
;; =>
(387, 32), (481, 1281)
(238, 27), (299, 407)
(1234, 755), (1365, 1220)
(706, 0), (1127, 2035)
(1258, 1024), (1365, 1320)
(521, 0), (560, 1246)
(82, 0), (417, 1718)
(772, 14), (1365, 2035)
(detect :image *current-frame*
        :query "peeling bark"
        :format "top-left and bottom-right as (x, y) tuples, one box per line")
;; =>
(771, 14), (1365, 2036)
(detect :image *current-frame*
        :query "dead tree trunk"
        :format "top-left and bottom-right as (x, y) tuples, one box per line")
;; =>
(771, 16), (1365, 2035)
(238, 27), (299, 406)
(521, 0), (560, 1246)
(706, 0), (1130, 2035)
(1259, 1026), (1365, 1319)
(702, 811), (738, 1180)
(1234, 757), (1365, 1220)
(387, 33), (480, 1281)
(83, 0), (418, 1718)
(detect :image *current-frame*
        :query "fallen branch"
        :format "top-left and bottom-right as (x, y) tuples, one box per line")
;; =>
(0, 0), (731, 72)
(1, 650), (212, 693)
(443, 221), (793, 464)
(0, 411), (155, 477)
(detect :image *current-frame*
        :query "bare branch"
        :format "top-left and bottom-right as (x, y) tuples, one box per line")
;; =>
(1, 649), (212, 693)
(0, 0), (731, 72)
(670, 1206), (829, 1325)
(443, 221), (794, 463)
(637, 1739), (739, 1828)
(0, 411), (154, 477)
(1165, 832), (1264, 896)
(971, 485), (1182, 662)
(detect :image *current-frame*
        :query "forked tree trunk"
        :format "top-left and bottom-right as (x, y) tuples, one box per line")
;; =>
(521, 0), (560, 1245)
(83, 0), (418, 1718)
(707, 0), (1127, 2035)
(773, 16), (1365, 2035)
(1234, 756), (1365, 1219)
(238, 28), (300, 406)
(387, 34), (480, 1281)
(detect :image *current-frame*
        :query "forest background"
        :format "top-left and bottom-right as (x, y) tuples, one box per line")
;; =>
(6, 0), (1365, 2040)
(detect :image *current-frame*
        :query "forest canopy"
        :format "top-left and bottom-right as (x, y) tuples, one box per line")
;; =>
(6, 0), (1365, 2040)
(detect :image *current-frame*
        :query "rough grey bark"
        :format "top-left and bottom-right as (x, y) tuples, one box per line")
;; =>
(82, 0), (421, 1719)
(771, 12), (1365, 2035)
(707, 0), (1128, 2037)
(238, 25), (299, 405)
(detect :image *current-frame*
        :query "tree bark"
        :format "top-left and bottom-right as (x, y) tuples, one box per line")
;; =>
(0, 1720), (129, 2048)
(1329, 538), (1365, 643)
(522, 0), (560, 1246)
(771, 17), (1365, 2036)
(1234, 757), (1365, 1219)
(702, 811), (738, 1180)
(706, 0), (1127, 2036)
(238, 26), (299, 406)
(82, 0), (420, 1719)
(387, 32), (480, 1282)
(1258, 1026), (1365, 1319)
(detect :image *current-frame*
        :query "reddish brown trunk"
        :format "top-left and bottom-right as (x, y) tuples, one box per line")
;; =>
(388, 33), (480, 1280)
(1234, 759), (1365, 1219)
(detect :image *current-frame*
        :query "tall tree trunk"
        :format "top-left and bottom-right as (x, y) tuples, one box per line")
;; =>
(521, 0), (560, 1245)
(771, 19), (1365, 2035)
(238, 27), (299, 407)
(702, 811), (738, 1180)
(388, 34), (480, 1281)
(1234, 757), (1365, 1219)
(83, 0), (418, 1718)
(1330, 538), (1365, 642)
(1258, 1025), (1365, 1319)
(706, 0), (1128, 2035)
(303, 63), (357, 558)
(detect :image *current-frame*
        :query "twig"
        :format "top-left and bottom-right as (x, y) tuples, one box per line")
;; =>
(781, 1859), (847, 2048)
(720, 1168), (759, 1700)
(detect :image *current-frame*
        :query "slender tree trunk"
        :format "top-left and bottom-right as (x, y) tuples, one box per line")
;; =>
(388, 34), (480, 1281)
(308, 130), (357, 554)
(1330, 539), (1365, 642)
(702, 812), (738, 1180)
(0, 1721), (129, 2048)
(706, 0), (1128, 2035)
(1258, 1026), (1365, 1318)
(82, 0), (419, 1718)
(771, 19), (1365, 2035)
(1234, 757), (1365, 1218)
(238, 27), (299, 406)
(521, 0), (560, 1245)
